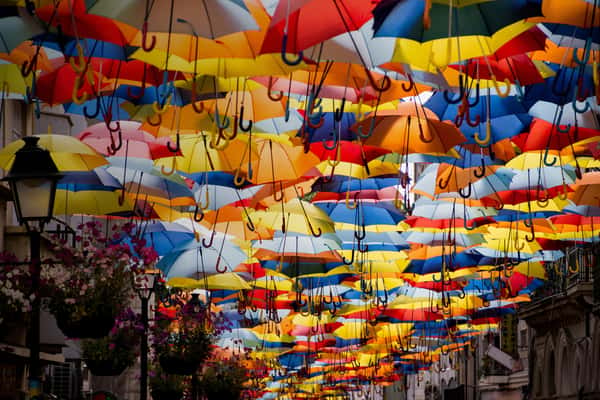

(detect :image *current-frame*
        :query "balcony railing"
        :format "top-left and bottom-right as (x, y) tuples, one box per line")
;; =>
(530, 247), (595, 303)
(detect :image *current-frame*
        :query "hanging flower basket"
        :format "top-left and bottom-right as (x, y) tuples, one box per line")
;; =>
(42, 222), (159, 339)
(81, 309), (142, 376)
(55, 307), (117, 339)
(154, 318), (212, 376)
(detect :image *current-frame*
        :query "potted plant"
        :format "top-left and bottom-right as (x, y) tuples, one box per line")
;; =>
(154, 321), (212, 375)
(41, 221), (158, 338)
(152, 292), (219, 375)
(81, 308), (144, 376)
(198, 357), (248, 400)
(149, 367), (187, 400)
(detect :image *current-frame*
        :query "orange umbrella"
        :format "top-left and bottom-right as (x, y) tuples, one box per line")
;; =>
(256, 62), (429, 103)
(246, 138), (321, 185)
(434, 164), (504, 195)
(356, 113), (466, 155)
(200, 206), (273, 242)
(568, 172), (600, 207)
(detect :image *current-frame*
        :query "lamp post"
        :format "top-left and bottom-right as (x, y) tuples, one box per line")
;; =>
(2, 136), (62, 399)
(187, 290), (204, 400)
(133, 270), (160, 400)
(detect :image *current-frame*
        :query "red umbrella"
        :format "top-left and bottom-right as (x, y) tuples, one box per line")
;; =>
(492, 26), (547, 59)
(448, 26), (547, 85)
(260, 0), (377, 57)
(449, 54), (545, 85)
(402, 216), (495, 230)
(480, 187), (572, 207)
(512, 118), (600, 152)
(36, 64), (110, 105)
(36, 0), (137, 47)
(309, 141), (390, 164)
(81, 59), (177, 87)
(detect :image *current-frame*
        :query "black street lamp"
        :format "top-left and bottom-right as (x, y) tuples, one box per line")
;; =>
(2, 136), (62, 399)
(133, 269), (160, 400)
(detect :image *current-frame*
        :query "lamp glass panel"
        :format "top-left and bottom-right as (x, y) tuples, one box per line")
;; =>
(12, 178), (54, 221)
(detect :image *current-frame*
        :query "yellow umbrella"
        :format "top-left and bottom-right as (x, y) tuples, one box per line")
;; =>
(392, 20), (535, 71)
(131, 50), (312, 78)
(0, 134), (108, 172)
(250, 198), (335, 236)
(154, 133), (256, 174)
(53, 189), (133, 216)
(167, 273), (250, 290)
(505, 150), (575, 170)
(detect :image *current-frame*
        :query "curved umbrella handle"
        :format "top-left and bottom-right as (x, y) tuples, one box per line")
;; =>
(458, 182), (472, 199)
(198, 188), (210, 210)
(345, 191), (359, 210)
(307, 219), (322, 237)
(465, 110), (481, 128)
(160, 158), (176, 176)
(215, 256), (228, 273)
(491, 75), (511, 98)
(322, 131), (338, 150)
(306, 114), (324, 129)
(146, 112), (162, 127)
(141, 21), (156, 52)
(342, 248), (355, 265)
(401, 74), (415, 92)
(72, 77), (89, 105)
(281, 33), (304, 66)
(354, 223), (366, 241)
(193, 204), (204, 222)
(525, 223), (536, 243)
(555, 106), (572, 133)
(438, 175), (450, 189)
(468, 81), (480, 107)
(543, 148), (558, 166)
(105, 117), (121, 133)
(573, 37), (591, 66)
(69, 44), (88, 74)
(267, 76), (284, 101)
(213, 103), (231, 129)
(355, 117), (376, 139)
(358, 242), (369, 254)
(238, 106), (253, 132)
(463, 215), (475, 231)
(474, 122), (491, 146)
(108, 129), (123, 153)
(202, 230), (215, 248)
(83, 95), (101, 119)
(416, 117), (434, 143)
(572, 96), (590, 114)
(443, 75), (465, 104)
(473, 158), (486, 178)
(233, 169), (246, 187)
(210, 130), (230, 150)
(166, 133), (180, 153)
(364, 68), (391, 92)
